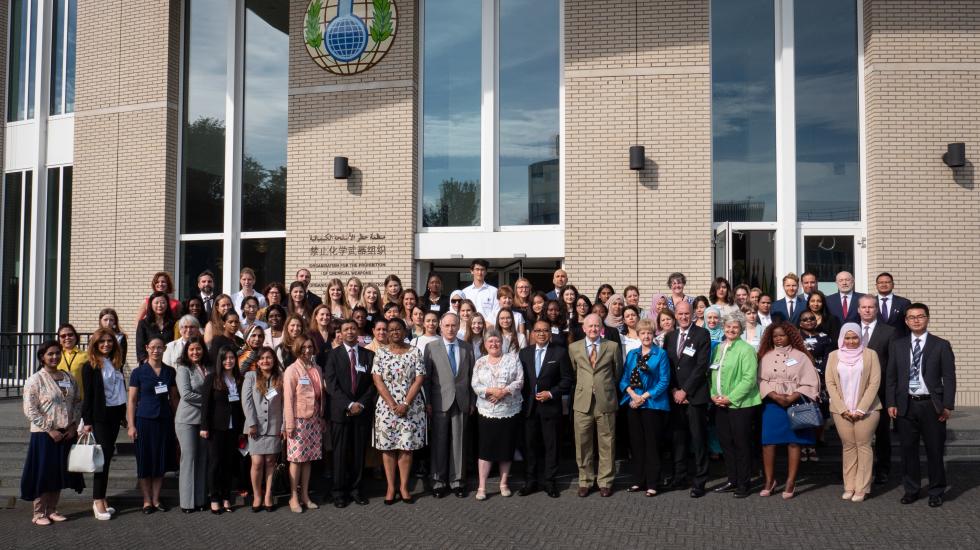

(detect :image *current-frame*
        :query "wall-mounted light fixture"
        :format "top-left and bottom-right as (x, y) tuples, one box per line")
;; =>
(629, 145), (645, 171)
(943, 142), (965, 168)
(334, 156), (352, 179)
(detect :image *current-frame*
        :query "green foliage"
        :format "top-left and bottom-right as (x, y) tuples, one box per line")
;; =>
(305, 0), (323, 50)
(369, 0), (393, 45)
(423, 178), (480, 227)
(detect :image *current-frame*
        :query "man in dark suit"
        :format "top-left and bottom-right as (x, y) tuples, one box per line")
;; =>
(886, 303), (956, 507)
(800, 271), (818, 302)
(296, 268), (323, 307)
(857, 295), (895, 484)
(875, 272), (912, 336)
(197, 270), (216, 316)
(826, 271), (864, 325)
(545, 268), (568, 301)
(423, 312), (476, 498)
(771, 272), (805, 324)
(663, 301), (712, 498)
(323, 319), (376, 507)
(518, 319), (573, 498)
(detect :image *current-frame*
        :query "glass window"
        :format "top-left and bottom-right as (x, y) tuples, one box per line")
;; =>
(242, 0), (288, 232)
(241, 238), (285, 291)
(803, 235), (855, 295)
(498, 0), (560, 226)
(179, 240), (224, 299)
(181, 0), (230, 234)
(422, 0), (481, 227)
(711, 0), (776, 222)
(7, 0), (38, 122)
(59, 168), (73, 324)
(795, 0), (859, 221)
(44, 169), (60, 329)
(50, 0), (77, 115)
(1, 174), (25, 331)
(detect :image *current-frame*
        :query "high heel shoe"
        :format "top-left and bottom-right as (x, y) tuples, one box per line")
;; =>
(289, 500), (303, 514)
(93, 503), (112, 521)
(782, 483), (796, 500)
(841, 491), (854, 500)
(303, 500), (319, 510)
(759, 480), (778, 497)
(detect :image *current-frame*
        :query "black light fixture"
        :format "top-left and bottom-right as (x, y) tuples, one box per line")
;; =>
(943, 142), (965, 168)
(629, 145), (645, 170)
(334, 156), (352, 179)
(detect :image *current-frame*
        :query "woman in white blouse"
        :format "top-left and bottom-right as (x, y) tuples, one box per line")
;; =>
(470, 330), (523, 501)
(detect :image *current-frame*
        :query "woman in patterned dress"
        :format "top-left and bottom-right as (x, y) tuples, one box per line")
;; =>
(372, 318), (426, 505)
(283, 334), (324, 513)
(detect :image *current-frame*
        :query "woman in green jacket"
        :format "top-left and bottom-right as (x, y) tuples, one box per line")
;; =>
(710, 312), (762, 498)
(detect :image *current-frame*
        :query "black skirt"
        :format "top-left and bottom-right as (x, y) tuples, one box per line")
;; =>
(135, 416), (178, 478)
(477, 415), (519, 462)
(21, 432), (85, 501)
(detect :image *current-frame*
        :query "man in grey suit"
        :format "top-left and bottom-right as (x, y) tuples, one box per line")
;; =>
(423, 312), (475, 498)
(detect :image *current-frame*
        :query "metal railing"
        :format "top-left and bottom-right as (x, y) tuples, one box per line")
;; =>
(0, 332), (89, 398)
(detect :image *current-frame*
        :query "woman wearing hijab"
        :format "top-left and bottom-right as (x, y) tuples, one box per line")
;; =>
(825, 323), (881, 502)
(704, 305), (724, 346)
(646, 293), (668, 321)
(604, 294), (627, 334)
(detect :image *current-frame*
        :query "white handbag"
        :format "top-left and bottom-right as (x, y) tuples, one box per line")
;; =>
(68, 432), (105, 473)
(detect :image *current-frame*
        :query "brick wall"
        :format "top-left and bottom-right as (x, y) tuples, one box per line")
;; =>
(563, 0), (712, 302)
(864, 0), (980, 404)
(69, 0), (180, 349)
(286, 0), (417, 294)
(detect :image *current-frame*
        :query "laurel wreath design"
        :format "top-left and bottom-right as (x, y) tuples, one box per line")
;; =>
(305, 0), (323, 49)
(370, 0), (393, 45)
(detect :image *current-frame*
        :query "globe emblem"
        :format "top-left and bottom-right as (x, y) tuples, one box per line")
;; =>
(324, 9), (368, 62)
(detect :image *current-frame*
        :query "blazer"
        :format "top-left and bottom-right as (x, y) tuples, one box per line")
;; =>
(569, 338), (624, 415)
(136, 318), (176, 363)
(175, 364), (210, 425)
(708, 339), (762, 409)
(618, 347), (670, 411)
(876, 293), (912, 335)
(81, 361), (125, 424)
(826, 291), (864, 325)
(423, 338), (476, 413)
(323, 344), (377, 423)
(864, 322), (895, 392)
(663, 325), (712, 405)
(241, 371), (284, 438)
(283, 360), (325, 429)
(825, 349), (882, 415)
(569, 324), (622, 345)
(518, 345), (573, 418)
(886, 333), (956, 416)
(771, 295), (806, 324)
(200, 374), (246, 433)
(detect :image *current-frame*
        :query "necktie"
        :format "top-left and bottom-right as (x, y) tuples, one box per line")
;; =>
(203, 296), (213, 313)
(909, 338), (922, 393)
(348, 347), (357, 393)
(842, 295), (849, 318)
(589, 343), (597, 368)
(788, 299), (794, 317)
(863, 325), (870, 346)
(535, 348), (545, 378)
(677, 331), (687, 356)
(447, 343), (458, 376)
(881, 297), (889, 321)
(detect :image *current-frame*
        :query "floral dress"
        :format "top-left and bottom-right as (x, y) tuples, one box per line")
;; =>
(372, 347), (427, 451)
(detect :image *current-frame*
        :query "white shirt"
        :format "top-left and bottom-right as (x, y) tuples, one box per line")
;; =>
(101, 358), (127, 407)
(488, 306), (525, 329)
(231, 290), (268, 317)
(909, 331), (929, 396)
(839, 292), (854, 308)
(443, 338), (461, 369)
(163, 338), (188, 368)
(758, 312), (772, 328)
(462, 282), (498, 319)
(861, 319), (878, 344)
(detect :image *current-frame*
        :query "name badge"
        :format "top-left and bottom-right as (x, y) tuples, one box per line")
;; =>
(430, 304), (441, 311)
(709, 363), (720, 371)
(551, 327), (560, 335)
(154, 382), (168, 395)
(804, 337), (817, 346)
(265, 388), (278, 400)
(683, 345), (696, 357)
(355, 363), (368, 373)
(363, 336), (373, 344)
(785, 358), (799, 367)
(228, 394), (240, 402)
(57, 379), (72, 389)
(299, 377), (311, 386)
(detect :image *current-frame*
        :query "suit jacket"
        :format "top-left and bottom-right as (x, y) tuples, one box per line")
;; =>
(826, 292), (864, 325)
(663, 325), (712, 405)
(886, 333), (956, 416)
(826, 349), (882, 415)
(545, 289), (560, 301)
(771, 295), (806, 324)
(307, 290), (323, 307)
(200, 374), (246, 432)
(518, 345), (573, 418)
(423, 338), (476, 413)
(865, 322), (895, 396)
(175, 364), (210, 425)
(323, 344), (377, 423)
(241, 371), (283, 437)
(877, 293), (912, 335)
(569, 338), (623, 415)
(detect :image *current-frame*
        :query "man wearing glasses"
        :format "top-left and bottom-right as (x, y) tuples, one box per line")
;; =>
(886, 303), (956, 507)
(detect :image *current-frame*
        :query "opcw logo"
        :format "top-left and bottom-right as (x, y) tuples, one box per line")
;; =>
(305, 0), (398, 75)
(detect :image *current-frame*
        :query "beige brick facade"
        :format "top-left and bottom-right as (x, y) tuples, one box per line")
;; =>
(864, 0), (980, 404)
(68, 0), (181, 348)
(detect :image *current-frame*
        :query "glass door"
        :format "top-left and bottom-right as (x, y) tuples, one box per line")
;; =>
(800, 233), (862, 294)
(713, 223), (730, 282)
(714, 223), (777, 296)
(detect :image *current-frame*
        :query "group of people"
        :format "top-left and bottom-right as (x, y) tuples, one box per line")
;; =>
(21, 262), (956, 526)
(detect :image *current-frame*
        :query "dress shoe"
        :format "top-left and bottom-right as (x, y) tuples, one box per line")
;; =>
(713, 482), (735, 493)
(577, 486), (590, 498)
(873, 472), (889, 485)
(384, 497), (396, 506)
(546, 486), (560, 498)
(669, 478), (690, 491)
(352, 494), (369, 506)
(333, 497), (350, 508)
(599, 487), (612, 498)
(734, 490), (751, 499)
(518, 484), (538, 496)
(210, 507), (223, 515)
(264, 504), (276, 512)
(453, 487), (467, 498)
(154, 504), (168, 512)
(499, 485), (512, 497)
(432, 488), (447, 499)
(251, 505), (262, 513)
(690, 487), (706, 498)
(303, 500), (319, 510)
(181, 508), (195, 514)
(475, 489), (487, 501)
(142, 506), (155, 515)
(901, 494), (919, 505)
(401, 495), (415, 505)
(928, 495), (943, 508)
(93, 503), (111, 521)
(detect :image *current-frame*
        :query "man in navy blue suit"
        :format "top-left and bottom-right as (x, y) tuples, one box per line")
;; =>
(545, 268), (568, 301)
(771, 272), (805, 324)
(826, 271), (863, 325)
(875, 272), (912, 336)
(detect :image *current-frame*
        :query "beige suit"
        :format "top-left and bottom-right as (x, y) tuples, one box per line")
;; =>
(826, 349), (881, 495)
(569, 338), (623, 488)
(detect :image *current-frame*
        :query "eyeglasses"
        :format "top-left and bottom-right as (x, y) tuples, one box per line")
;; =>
(57, 333), (74, 339)
(98, 339), (114, 345)
(906, 315), (928, 321)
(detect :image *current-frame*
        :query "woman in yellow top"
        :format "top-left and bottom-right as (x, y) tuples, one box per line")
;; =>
(709, 312), (762, 499)
(56, 324), (88, 401)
